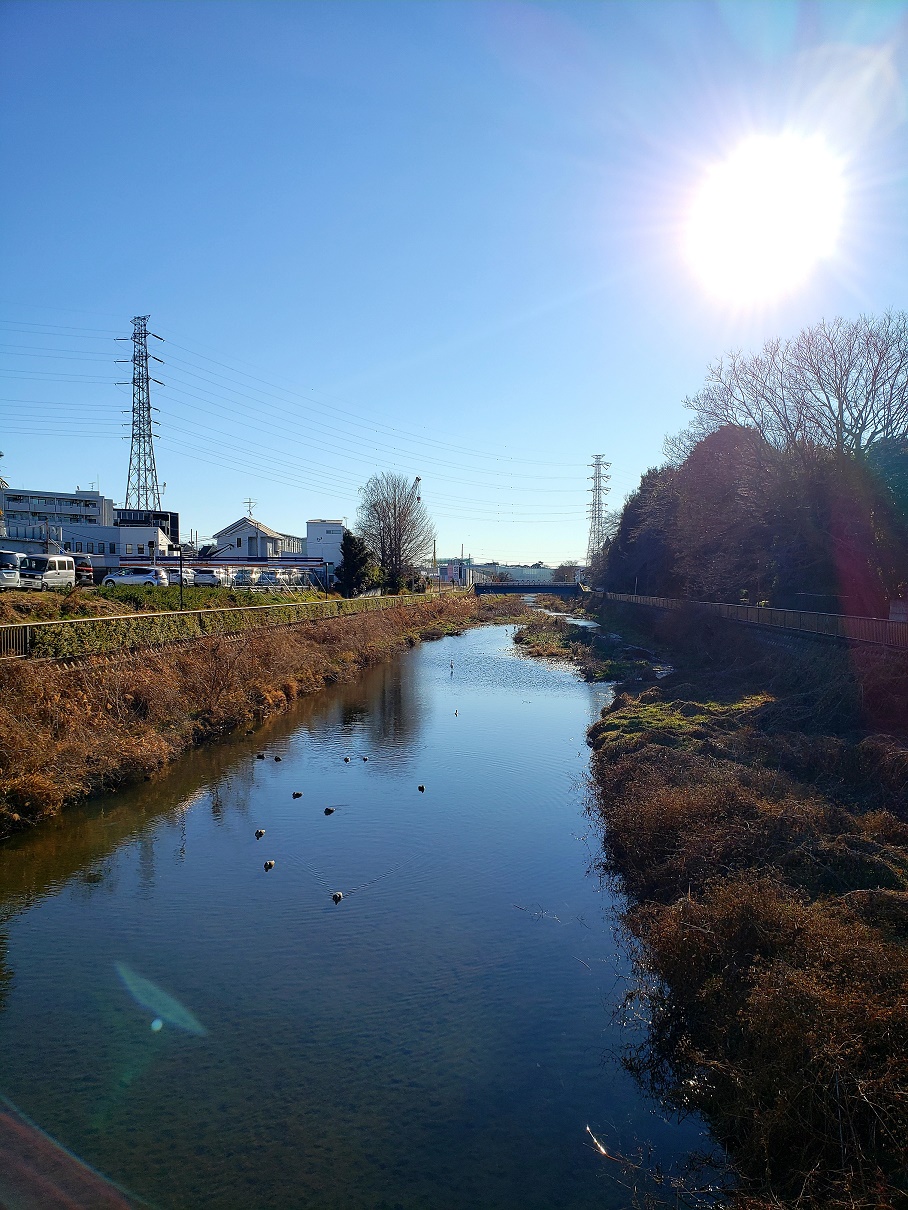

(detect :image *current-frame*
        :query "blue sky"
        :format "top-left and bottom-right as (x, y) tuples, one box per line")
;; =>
(2, 0), (908, 563)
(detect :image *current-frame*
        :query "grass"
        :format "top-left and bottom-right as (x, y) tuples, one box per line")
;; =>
(0, 593), (525, 838)
(587, 600), (908, 1208)
(513, 609), (659, 682)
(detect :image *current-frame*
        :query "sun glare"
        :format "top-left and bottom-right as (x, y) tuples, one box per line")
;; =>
(685, 134), (845, 305)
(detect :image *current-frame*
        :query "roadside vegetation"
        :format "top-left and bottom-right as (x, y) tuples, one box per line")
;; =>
(0, 584), (323, 624)
(0, 593), (524, 838)
(586, 599), (908, 1209)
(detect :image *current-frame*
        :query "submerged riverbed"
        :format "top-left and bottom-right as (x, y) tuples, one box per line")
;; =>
(0, 624), (706, 1208)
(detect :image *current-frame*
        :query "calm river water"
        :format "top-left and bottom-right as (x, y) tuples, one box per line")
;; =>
(0, 623), (706, 1208)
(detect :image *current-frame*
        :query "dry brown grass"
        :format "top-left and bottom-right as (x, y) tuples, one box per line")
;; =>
(589, 602), (908, 1208)
(0, 593), (523, 837)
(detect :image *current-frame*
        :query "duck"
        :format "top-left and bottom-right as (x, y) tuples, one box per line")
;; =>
(331, 891), (344, 905)
(418, 785), (426, 793)
(292, 791), (302, 799)
(256, 753), (266, 760)
(274, 756), (282, 762)
(362, 756), (369, 762)
(343, 757), (350, 763)
(324, 807), (336, 816)
(255, 829), (265, 839)
(263, 860), (275, 871)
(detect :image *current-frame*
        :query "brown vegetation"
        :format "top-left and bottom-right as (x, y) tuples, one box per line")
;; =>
(0, 593), (522, 839)
(587, 601), (908, 1209)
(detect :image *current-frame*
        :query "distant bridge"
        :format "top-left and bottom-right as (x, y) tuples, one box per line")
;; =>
(474, 581), (584, 596)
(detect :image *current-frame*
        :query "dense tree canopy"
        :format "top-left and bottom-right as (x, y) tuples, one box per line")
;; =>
(604, 313), (908, 616)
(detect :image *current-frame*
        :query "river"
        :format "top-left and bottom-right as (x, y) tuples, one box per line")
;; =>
(0, 622), (707, 1208)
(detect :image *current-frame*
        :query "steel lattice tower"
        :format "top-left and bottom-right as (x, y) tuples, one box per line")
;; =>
(124, 315), (162, 509)
(586, 454), (611, 567)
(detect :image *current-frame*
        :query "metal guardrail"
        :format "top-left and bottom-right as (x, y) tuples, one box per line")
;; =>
(604, 593), (908, 650)
(0, 592), (464, 662)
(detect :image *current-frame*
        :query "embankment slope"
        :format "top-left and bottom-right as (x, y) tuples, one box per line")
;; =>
(587, 600), (908, 1209)
(0, 594), (520, 838)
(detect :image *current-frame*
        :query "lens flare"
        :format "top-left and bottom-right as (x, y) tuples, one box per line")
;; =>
(684, 134), (845, 304)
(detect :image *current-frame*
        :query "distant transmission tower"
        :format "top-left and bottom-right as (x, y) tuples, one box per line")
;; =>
(124, 315), (163, 509)
(586, 454), (611, 566)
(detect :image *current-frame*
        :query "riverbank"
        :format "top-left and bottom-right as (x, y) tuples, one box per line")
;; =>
(0, 593), (523, 839)
(512, 597), (663, 683)
(584, 599), (908, 1209)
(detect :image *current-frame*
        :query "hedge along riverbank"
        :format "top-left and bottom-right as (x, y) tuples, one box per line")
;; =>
(0, 594), (524, 839)
(5, 593), (445, 660)
(585, 599), (908, 1210)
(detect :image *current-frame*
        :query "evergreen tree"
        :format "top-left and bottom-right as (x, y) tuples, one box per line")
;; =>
(334, 530), (372, 598)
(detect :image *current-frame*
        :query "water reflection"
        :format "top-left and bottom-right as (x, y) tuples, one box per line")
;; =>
(0, 626), (707, 1209)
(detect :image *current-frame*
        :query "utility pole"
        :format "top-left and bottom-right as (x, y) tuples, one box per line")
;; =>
(122, 315), (163, 510)
(586, 455), (611, 568)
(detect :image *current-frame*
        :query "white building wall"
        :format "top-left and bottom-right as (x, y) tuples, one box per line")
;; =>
(306, 520), (344, 570)
(64, 525), (170, 570)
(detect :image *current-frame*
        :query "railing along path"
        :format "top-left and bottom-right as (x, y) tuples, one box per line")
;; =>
(0, 592), (467, 662)
(605, 593), (908, 650)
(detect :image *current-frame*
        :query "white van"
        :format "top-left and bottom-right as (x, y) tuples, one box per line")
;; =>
(0, 551), (23, 591)
(19, 554), (77, 591)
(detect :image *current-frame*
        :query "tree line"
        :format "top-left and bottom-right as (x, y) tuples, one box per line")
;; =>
(595, 312), (908, 616)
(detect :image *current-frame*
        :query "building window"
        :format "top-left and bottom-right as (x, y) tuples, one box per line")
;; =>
(87, 542), (94, 554)
(109, 543), (116, 554)
(126, 544), (133, 555)
(137, 544), (144, 554)
(75, 542), (83, 553)
(235, 536), (242, 547)
(64, 542), (71, 551)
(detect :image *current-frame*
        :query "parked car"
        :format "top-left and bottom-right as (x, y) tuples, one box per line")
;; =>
(192, 567), (231, 587)
(179, 567), (196, 586)
(101, 566), (170, 588)
(233, 568), (260, 586)
(258, 569), (290, 587)
(0, 550), (23, 591)
(19, 554), (76, 591)
(73, 555), (95, 586)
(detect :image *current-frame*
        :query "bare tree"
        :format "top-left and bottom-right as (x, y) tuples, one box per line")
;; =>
(357, 472), (435, 592)
(553, 560), (579, 583)
(668, 312), (908, 466)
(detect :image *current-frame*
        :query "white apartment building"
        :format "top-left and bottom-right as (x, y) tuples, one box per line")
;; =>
(0, 485), (173, 572)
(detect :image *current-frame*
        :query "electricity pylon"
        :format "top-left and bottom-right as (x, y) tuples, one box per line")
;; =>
(586, 455), (611, 567)
(123, 315), (163, 509)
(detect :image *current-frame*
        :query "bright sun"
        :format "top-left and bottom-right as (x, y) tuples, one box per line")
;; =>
(684, 134), (845, 304)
